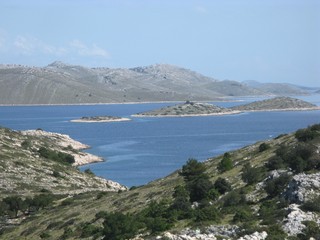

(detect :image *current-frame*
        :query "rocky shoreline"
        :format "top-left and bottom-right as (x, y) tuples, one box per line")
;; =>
(21, 129), (103, 166)
(71, 116), (131, 123)
(133, 97), (320, 118)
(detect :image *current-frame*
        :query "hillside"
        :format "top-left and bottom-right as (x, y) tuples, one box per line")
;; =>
(231, 96), (319, 112)
(0, 127), (125, 196)
(242, 81), (309, 96)
(134, 101), (240, 117)
(1, 124), (320, 239)
(0, 62), (309, 105)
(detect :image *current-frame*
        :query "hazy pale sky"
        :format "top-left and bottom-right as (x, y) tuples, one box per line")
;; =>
(0, 0), (319, 86)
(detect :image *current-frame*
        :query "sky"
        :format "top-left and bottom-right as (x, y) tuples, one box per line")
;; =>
(0, 0), (319, 87)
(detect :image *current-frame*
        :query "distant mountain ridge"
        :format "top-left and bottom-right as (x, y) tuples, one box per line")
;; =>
(0, 62), (310, 105)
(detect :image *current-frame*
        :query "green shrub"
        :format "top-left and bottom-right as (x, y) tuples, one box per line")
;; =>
(258, 200), (287, 225)
(21, 140), (32, 149)
(80, 224), (102, 238)
(180, 158), (207, 182)
(264, 174), (291, 198)
(266, 156), (285, 170)
(265, 224), (288, 240)
(259, 143), (270, 152)
(214, 177), (231, 194)
(217, 152), (233, 172)
(187, 176), (213, 202)
(38, 147), (75, 165)
(295, 125), (320, 142)
(102, 212), (140, 240)
(84, 168), (94, 175)
(223, 190), (246, 207)
(40, 232), (51, 239)
(297, 221), (320, 240)
(195, 205), (220, 222)
(241, 163), (261, 185)
(233, 207), (253, 223)
(301, 195), (320, 212)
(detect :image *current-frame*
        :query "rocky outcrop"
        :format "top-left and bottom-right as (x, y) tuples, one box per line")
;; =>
(159, 225), (239, 240)
(21, 129), (103, 166)
(160, 228), (267, 240)
(237, 231), (268, 240)
(282, 204), (320, 236)
(283, 172), (320, 203)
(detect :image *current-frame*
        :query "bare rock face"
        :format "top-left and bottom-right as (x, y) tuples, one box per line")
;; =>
(159, 225), (239, 240)
(237, 231), (268, 240)
(282, 204), (320, 236)
(283, 173), (320, 203)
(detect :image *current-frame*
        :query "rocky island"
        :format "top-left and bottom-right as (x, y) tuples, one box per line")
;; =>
(134, 97), (319, 118)
(71, 115), (131, 123)
(231, 96), (320, 112)
(133, 101), (241, 117)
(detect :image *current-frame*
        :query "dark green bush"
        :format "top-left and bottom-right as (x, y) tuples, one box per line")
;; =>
(259, 143), (270, 152)
(241, 163), (261, 185)
(102, 212), (140, 240)
(195, 205), (220, 222)
(258, 200), (287, 225)
(264, 174), (291, 198)
(295, 125), (320, 142)
(217, 152), (233, 172)
(266, 156), (285, 170)
(180, 158), (207, 182)
(38, 147), (75, 165)
(301, 195), (320, 212)
(233, 207), (253, 223)
(223, 190), (246, 207)
(297, 221), (320, 240)
(265, 224), (288, 240)
(80, 224), (102, 238)
(214, 177), (231, 194)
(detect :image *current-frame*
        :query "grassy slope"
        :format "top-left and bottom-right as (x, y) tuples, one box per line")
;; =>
(1, 125), (319, 239)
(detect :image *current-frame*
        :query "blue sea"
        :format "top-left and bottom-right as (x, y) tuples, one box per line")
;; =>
(0, 95), (319, 187)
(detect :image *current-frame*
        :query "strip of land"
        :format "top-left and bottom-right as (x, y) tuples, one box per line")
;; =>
(133, 97), (320, 117)
(22, 129), (103, 166)
(71, 116), (131, 123)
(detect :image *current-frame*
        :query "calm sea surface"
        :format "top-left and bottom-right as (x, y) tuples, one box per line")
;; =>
(1, 95), (320, 187)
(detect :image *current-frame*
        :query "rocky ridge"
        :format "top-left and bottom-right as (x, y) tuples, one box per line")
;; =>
(0, 62), (310, 105)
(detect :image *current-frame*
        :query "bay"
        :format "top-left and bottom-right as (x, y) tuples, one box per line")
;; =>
(0, 96), (319, 187)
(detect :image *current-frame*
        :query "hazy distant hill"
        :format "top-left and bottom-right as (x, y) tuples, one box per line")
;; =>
(243, 80), (309, 96)
(0, 62), (309, 105)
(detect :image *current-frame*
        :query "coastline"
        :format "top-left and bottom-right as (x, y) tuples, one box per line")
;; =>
(21, 129), (103, 166)
(0, 96), (265, 107)
(132, 110), (242, 118)
(132, 107), (320, 118)
(70, 117), (131, 123)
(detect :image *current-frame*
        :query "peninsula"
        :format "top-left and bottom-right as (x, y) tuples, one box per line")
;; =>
(71, 115), (131, 123)
(133, 101), (240, 117)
